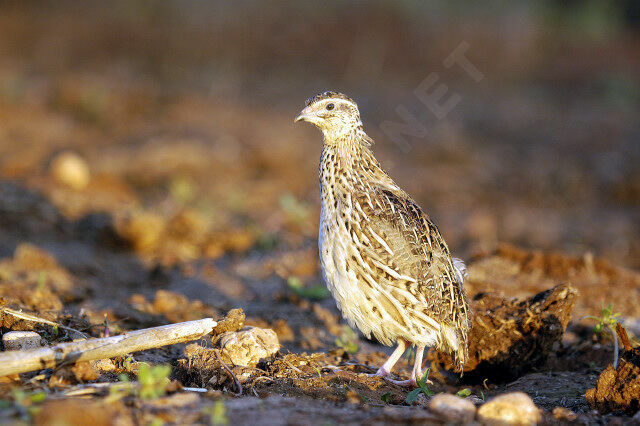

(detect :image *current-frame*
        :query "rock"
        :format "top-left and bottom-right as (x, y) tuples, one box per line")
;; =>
(50, 151), (91, 190)
(219, 326), (280, 367)
(2, 331), (43, 350)
(428, 393), (476, 424)
(477, 392), (540, 426)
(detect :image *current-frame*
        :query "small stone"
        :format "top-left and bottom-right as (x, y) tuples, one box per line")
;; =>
(428, 393), (476, 424)
(2, 331), (43, 350)
(477, 392), (541, 426)
(50, 151), (91, 190)
(219, 326), (280, 367)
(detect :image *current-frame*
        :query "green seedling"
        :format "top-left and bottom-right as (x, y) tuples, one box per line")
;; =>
(169, 175), (198, 206)
(137, 363), (172, 400)
(279, 193), (310, 225)
(287, 276), (330, 300)
(202, 400), (229, 425)
(380, 391), (392, 403)
(4, 389), (47, 421)
(37, 272), (46, 291)
(335, 326), (360, 354)
(110, 363), (172, 401)
(406, 368), (434, 404)
(581, 302), (622, 369)
(456, 388), (471, 398)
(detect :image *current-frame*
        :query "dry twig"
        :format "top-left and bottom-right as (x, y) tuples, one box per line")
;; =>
(0, 318), (217, 376)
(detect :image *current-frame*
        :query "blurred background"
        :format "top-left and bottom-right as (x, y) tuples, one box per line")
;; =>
(0, 0), (638, 270)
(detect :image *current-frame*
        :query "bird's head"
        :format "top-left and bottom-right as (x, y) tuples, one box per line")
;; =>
(295, 91), (362, 139)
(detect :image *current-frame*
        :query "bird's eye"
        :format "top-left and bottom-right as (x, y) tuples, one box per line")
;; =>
(326, 103), (334, 110)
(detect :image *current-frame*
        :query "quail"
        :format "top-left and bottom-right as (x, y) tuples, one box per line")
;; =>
(295, 91), (470, 386)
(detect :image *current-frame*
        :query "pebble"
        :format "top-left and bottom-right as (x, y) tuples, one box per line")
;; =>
(219, 326), (280, 367)
(428, 393), (476, 424)
(49, 151), (91, 190)
(2, 331), (43, 350)
(477, 392), (541, 426)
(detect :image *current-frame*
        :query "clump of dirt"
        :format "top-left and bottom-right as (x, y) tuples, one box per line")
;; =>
(585, 327), (640, 415)
(467, 244), (640, 320)
(129, 290), (219, 323)
(434, 283), (578, 382)
(212, 308), (245, 335)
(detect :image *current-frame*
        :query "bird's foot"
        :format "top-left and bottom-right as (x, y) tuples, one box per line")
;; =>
(365, 366), (391, 378)
(383, 377), (419, 387)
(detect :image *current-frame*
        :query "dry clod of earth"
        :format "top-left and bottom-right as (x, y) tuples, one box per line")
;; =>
(213, 308), (245, 335)
(428, 393), (476, 424)
(476, 392), (541, 426)
(434, 283), (577, 382)
(585, 344), (640, 415)
(219, 326), (280, 367)
(34, 399), (132, 426)
(2, 330), (43, 350)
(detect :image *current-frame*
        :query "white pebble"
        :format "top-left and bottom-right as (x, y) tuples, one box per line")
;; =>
(2, 331), (43, 351)
(429, 393), (476, 424)
(477, 392), (541, 426)
(50, 151), (90, 190)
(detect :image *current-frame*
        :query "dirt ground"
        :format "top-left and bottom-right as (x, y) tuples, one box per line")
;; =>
(0, 2), (639, 425)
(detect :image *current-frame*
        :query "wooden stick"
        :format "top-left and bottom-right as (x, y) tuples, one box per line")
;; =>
(0, 318), (217, 377)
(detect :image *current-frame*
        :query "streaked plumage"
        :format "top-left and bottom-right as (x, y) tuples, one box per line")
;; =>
(295, 91), (470, 385)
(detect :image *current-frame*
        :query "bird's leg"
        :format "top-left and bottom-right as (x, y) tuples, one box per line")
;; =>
(381, 345), (432, 388)
(373, 339), (407, 377)
(412, 345), (432, 384)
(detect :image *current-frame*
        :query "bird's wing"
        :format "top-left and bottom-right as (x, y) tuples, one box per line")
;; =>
(351, 184), (469, 329)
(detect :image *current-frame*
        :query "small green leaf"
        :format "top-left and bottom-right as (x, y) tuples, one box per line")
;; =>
(29, 392), (46, 403)
(381, 392), (392, 403)
(406, 388), (422, 404)
(456, 388), (471, 398)
(417, 368), (431, 387)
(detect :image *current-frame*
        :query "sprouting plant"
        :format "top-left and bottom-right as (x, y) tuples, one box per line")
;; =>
(456, 388), (471, 398)
(479, 390), (485, 401)
(36, 271), (46, 291)
(335, 326), (359, 354)
(137, 363), (172, 400)
(110, 363), (172, 401)
(380, 391), (392, 403)
(287, 276), (330, 300)
(406, 369), (434, 404)
(581, 302), (622, 368)
(279, 193), (310, 225)
(202, 400), (229, 425)
(5, 389), (47, 421)
(313, 366), (322, 379)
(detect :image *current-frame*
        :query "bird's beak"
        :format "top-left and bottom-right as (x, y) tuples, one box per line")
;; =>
(294, 106), (315, 123)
